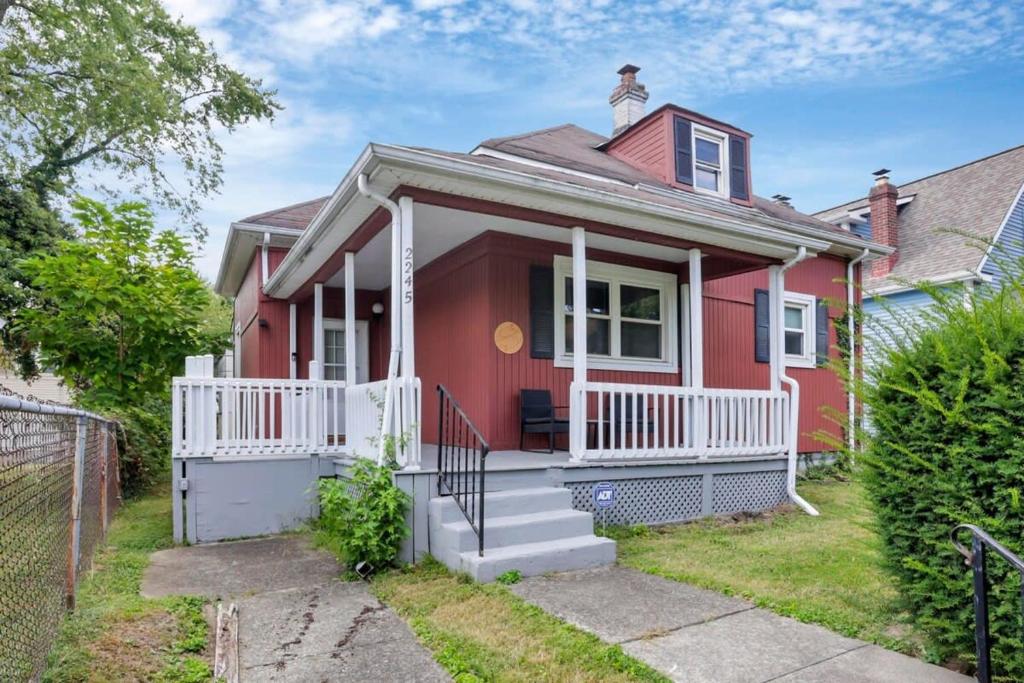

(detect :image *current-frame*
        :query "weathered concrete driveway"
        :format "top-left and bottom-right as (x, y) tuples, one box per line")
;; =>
(142, 535), (448, 682)
(510, 566), (971, 683)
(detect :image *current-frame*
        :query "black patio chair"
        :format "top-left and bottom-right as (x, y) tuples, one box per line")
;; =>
(519, 389), (570, 454)
(606, 393), (655, 447)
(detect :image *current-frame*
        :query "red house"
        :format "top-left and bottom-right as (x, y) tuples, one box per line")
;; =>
(175, 66), (889, 578)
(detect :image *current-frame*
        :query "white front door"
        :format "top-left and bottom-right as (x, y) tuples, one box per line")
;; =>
(324, 319), (369, 434)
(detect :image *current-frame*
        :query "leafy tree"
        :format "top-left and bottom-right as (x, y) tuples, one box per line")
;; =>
(16, 196), (212, 408)
(0, 178), (70, 376)
(0, 0), (278, 236)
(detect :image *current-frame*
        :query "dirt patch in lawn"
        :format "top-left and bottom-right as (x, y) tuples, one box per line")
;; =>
(86, 608), (180, 681)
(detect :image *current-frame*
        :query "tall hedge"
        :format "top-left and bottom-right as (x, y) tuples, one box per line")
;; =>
(861, 280), (1024, 677)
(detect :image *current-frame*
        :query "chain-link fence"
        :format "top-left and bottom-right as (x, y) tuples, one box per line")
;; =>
(0, 394), (119, 682)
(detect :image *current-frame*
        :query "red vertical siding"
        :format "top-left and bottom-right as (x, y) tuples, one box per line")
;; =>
(607, 113), (668, 181)
(294, 288), (385, 379)
(703, 256), (849, 452)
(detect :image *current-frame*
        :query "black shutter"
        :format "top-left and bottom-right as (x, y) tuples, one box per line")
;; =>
(754, 288), (770, 363)
(816, 299), (830, 366)
(674, 117), (693, 186)
(729, 135), (749, 201)
(529, 265), (555, 359)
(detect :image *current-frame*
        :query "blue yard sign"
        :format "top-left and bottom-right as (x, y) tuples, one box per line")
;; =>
(593, 482), (617, 509)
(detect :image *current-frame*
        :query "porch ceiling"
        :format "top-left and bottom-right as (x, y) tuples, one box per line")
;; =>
(323, 203), (694, 290)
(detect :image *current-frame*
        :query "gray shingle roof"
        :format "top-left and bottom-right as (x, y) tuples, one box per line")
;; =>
(814, 145), (1024, 291)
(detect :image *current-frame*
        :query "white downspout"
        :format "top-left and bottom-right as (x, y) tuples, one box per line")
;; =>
(846, 249), (870, 458)
(776, 246), (819, 516)
(357, 174), (402, 465)
(261, 232), (271, 287)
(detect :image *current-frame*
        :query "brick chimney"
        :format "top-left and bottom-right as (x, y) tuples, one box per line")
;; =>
(868, 169), (899, 277)
(609, 64), (649, 136)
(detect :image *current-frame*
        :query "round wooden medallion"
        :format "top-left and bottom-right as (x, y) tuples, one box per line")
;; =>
(494, 321), (524, 355)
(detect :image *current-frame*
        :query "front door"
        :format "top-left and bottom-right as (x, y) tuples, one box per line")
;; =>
(323, 319), (369, 434)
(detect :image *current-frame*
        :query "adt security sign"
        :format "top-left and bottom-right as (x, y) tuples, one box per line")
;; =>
(593, 482), (617, 509)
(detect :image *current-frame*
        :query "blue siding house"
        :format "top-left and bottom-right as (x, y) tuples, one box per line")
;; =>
(814, 145), (1024, 374)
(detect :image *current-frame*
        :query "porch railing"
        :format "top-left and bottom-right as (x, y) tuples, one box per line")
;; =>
(951, 524), (1024, 683)
(345, 376), (423, 468)
(171, 376), (347, 459)
(436, 384), (489, 556)
(571, 381), (790, 459)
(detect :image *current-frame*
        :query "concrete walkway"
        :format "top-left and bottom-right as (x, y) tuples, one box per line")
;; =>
(509, 566), (971, 683)
(141, 536), (448, 682)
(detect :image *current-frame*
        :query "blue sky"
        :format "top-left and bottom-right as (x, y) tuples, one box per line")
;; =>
(158, 0), (1024, 280)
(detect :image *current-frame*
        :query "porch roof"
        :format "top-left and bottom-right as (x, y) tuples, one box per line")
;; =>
(260, 143), (890, 300)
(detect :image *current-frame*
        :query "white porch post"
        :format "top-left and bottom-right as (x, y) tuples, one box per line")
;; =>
(399, 196), (415, 379)
(688, 248), (704, 389)
(288, 303), (297, 379)
(313, 282), (324, 380)
(344, 252), (356, 386)
(570, 227), (587, 461)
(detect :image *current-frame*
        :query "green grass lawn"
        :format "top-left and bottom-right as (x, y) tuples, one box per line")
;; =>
(373, 558), (670, 682)
(43, 491), (211, 683)
(611, 478), (924, 657)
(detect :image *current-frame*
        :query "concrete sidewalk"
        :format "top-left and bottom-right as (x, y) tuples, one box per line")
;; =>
(142, 536), (448, 682)
(510, 566), (970, 683)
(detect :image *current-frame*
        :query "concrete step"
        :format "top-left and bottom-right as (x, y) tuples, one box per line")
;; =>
(455, 535), (617, 583)
(439, 508), (596, 554)
(429, 487), (572, 524)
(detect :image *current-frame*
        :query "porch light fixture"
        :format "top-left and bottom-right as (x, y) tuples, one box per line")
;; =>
(371, 302), (385, 319)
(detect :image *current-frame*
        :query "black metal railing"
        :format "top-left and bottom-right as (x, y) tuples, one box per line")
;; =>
(951, 524), (1024, 683)
(436, 384), (490, 556)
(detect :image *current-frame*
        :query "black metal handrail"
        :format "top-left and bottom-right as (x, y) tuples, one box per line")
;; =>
(951, 524), (1024, 683)
(436, 385), (490, 556)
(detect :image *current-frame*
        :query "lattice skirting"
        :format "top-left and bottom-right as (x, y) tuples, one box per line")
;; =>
(568, 467), (788, 526)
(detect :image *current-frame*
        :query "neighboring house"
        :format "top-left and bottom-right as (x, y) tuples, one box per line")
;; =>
(814, 145), (1024, 371)
(173, 66), (888, 580)
(0, 369), (71, 404)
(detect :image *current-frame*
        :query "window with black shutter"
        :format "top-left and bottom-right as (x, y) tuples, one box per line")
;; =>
(529, 265), (554, 358)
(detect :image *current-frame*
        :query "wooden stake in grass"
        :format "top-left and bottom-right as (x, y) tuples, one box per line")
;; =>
(213, 603), (239, 683)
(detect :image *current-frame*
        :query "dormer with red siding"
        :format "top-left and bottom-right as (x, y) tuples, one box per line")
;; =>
(601, 66), (754, 208)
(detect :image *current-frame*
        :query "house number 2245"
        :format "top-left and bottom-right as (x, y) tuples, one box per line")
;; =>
(403, 246), (413, 303)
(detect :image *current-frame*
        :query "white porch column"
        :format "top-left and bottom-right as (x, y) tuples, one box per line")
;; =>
(399, 196), (415, 379)
(768, 265), (782, 393)
(344, 252), (356, 386)
(288, 303), (297, 379)
(313, 282), (324, 380)
(570, 227), (587, 460)
(688, 248), (704, 389)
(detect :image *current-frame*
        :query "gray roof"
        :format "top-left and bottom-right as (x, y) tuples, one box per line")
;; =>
(814, 145), (1024, 291)
(239, 123), (860, 245)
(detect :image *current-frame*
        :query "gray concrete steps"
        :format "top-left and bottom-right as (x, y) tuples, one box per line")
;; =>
(430, 487), (572, 523)
(457, 535), (617, 584)
(428, 486), (616, 582)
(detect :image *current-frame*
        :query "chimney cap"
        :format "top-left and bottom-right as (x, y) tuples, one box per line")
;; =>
(872, 168), (891, 178)
(771, 194), (792, 204)
(617, 64), (641, 76)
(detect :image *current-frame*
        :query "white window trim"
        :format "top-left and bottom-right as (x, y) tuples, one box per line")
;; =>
(692, 123), (730, 199)
(783, 291), (816, 368)
(553, 256), (678, 374)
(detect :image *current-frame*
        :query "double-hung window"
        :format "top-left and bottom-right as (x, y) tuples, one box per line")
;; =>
(693, 125), (728, 197)
(553, 256), (678, 373)
(783, 291), (816, 368)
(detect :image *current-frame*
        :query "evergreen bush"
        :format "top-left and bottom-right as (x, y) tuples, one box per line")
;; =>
(859, 278), (1024, 677)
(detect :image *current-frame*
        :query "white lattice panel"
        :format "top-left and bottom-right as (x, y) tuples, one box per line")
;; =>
(711, 471), (787, 514)
(569, 476), (703, 525)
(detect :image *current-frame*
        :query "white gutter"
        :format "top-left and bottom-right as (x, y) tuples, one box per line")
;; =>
(846, 248), (870, 459)
(356, 174), (402, 465)
(776, 246), (819, 516)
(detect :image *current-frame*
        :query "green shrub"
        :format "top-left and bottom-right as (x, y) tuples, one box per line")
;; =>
(318, 459), (410, 572)
(859, 279), (1024, 677)
(105, 395), (172, 498)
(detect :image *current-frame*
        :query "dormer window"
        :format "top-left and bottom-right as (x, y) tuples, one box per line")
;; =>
(694, 131), (726, 195)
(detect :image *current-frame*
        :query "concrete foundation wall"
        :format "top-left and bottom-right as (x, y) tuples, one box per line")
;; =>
(172, 456), (333, 544)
